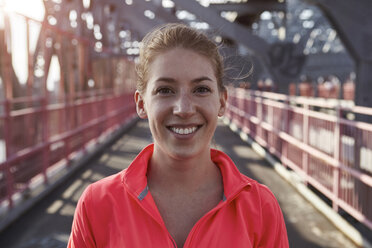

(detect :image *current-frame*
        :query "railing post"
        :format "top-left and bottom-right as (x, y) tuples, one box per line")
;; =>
(243, 89), (249, 130)
(242, 89), (250, 134)
(41, 97), (49, 185)
(238, 88), (244, 128)
(268, 101), (274, 148)
(257, 92), (263, 142)
(333, 105), (341, 211)
(282, 99), (290, 168)
(302, 103), (309, 185)
(65, 95), (72, 166)
(4, 100), (14, 209)
(81, 100), (87, 155)
(234, 87), (238, 123)
(249, 90), (255, 135)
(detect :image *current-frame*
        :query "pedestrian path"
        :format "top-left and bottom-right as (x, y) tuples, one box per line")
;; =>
(0, 120), (357, 248)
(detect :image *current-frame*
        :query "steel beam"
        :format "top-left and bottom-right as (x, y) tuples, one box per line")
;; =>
(116, 1), (178, 38)
(304, 53), (354, 70)
(210, 2), (286, 15)
(90, 0), (179, 45)
(171, 0), (270, 57)
(170, 0), (307, 93)
(302, 53), (354, 81)
(307, 0), (372, 110)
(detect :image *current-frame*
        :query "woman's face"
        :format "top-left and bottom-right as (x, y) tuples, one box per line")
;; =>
(135, 47), (227, 160)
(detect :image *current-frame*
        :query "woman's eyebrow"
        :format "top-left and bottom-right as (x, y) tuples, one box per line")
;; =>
(191, 76), (213, 83)
(155, 76), (213, 84)
(155, 77), (176, 83)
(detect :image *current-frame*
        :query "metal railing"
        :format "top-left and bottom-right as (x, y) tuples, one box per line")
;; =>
(0, 91), (137, 209)
(226, 86), (372, 231)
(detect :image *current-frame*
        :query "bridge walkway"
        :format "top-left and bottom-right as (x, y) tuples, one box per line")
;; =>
(0, 119), (357, 248)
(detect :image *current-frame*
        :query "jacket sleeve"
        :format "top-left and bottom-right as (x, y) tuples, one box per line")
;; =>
(258, 186), (289, 248)
(68, 185), (97, 248)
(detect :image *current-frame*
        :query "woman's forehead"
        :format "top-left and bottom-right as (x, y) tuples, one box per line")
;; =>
(147, 48), (216, 79)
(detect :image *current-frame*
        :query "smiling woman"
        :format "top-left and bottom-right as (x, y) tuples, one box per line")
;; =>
(68, 23), (289, 248)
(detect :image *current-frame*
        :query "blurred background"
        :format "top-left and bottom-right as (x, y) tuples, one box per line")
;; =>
(0, 0), (371, 247)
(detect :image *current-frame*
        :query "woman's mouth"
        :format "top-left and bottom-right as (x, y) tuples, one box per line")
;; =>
(167, 125), (201, 135)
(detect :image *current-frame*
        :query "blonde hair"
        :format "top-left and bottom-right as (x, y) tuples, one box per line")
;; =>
(136, 23), (225, 93)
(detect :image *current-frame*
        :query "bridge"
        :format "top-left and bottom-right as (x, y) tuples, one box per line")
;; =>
(0, 0), (371, 247)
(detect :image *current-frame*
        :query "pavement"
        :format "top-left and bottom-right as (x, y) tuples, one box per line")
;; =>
(0, 119), (361, 248)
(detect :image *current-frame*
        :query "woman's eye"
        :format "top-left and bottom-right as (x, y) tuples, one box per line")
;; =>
(195, 86), (211, 94)
(156, 87), (173, 95)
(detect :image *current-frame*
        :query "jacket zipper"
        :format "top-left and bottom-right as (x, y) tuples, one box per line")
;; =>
(170, 237), (177, 248)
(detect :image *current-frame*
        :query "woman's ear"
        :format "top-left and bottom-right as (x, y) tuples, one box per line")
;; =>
(218, 90), (228, 117)
(134, 90), (148, 119)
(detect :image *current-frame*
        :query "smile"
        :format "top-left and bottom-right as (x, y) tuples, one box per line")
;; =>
(169, 126), (198, 135)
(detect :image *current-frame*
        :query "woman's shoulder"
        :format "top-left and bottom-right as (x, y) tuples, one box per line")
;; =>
(238, 174), (280, 207)
(93, 169), (127, 188)
(235, 177), (288, 247)
(80, 169), (128, 202)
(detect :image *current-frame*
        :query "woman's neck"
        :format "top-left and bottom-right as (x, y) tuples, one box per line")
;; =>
(147, 147), (221, 194)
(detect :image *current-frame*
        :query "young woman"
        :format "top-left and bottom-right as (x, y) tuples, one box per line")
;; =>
(68, 23), (289, 248)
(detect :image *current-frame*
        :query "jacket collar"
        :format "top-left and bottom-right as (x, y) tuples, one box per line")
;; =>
(210, 148), (251, 200)
(122, 144), (251, 201)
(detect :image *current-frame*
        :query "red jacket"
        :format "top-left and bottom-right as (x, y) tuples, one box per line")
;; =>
(68, 144), (289, 247)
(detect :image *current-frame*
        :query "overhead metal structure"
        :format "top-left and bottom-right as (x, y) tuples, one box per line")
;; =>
(165, 0), (308, 92)
(306, 0), (372, 110)
(0, 0), (370, 108)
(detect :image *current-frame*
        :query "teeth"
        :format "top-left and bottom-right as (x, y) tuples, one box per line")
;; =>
(171, 126), (197, 135)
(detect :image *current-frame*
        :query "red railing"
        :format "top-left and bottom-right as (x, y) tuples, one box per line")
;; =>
(0, 91), (137, 208)
(226, 86), (372, 231)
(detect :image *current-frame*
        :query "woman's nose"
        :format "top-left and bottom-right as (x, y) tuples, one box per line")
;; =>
(173, 93), (195, 118)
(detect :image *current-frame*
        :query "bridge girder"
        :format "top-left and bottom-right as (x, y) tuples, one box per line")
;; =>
(90, 0), (179, 49)
(170, 0), (306, 92)
(307, 0), (372, 108)
(210, 2), (286, 16)
(30, 0), (370, 107)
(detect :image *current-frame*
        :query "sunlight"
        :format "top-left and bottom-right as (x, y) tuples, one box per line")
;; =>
(0, 0), (45, 85)
(0, 140), (5, 163)
(0, 0), (45, 21)
(47, 55), (61, 92)
(10, 15), (28, 84)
